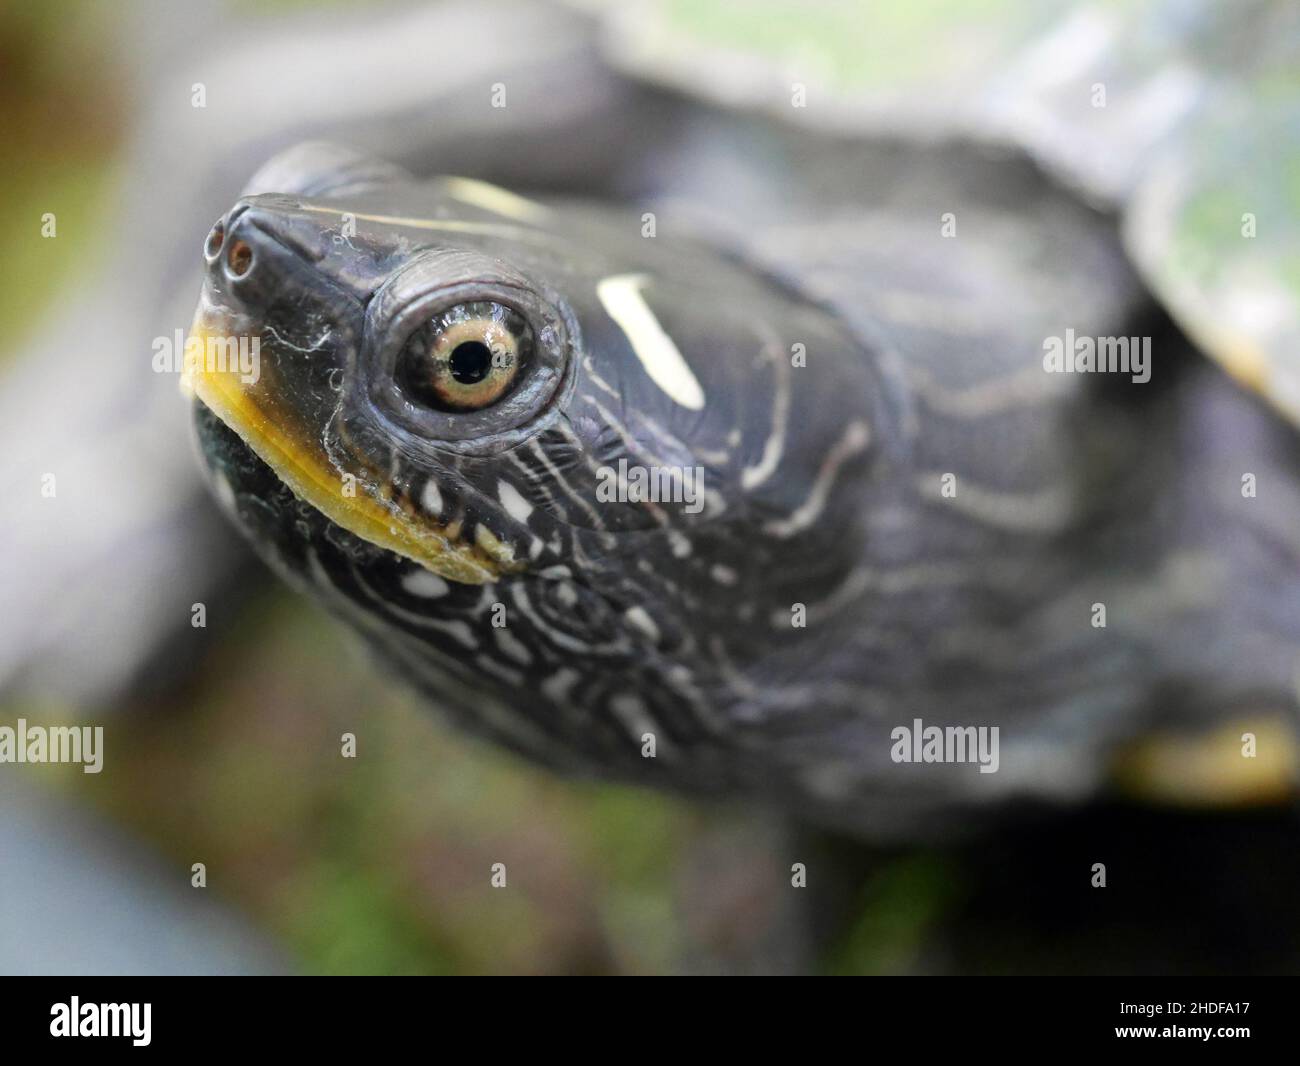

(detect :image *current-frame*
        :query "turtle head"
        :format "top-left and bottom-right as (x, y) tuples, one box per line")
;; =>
(188, 145), (894, 765)
(188, 183), (578, 584)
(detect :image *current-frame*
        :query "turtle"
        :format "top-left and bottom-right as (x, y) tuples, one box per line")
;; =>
(6, 0), (1298, 836)
(182, 89), (1300, 836)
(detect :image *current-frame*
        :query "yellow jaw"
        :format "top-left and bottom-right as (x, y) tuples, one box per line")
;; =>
(182, 311), (511, 584)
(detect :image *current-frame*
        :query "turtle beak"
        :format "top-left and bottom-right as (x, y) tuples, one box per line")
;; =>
(182, 198), (352, 528)
(183, 199), (502, 584)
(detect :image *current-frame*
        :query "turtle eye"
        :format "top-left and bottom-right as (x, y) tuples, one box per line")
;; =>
(395, 301), (531, 411)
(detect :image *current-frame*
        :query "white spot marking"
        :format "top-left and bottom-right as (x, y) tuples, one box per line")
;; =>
(401, 569), (449, 599)
(624, 606), (660, 643)
(542, 669), (580, 704)
(498, 479), (534, 524)
(421, 479), (443, 516)
(711, 564), (738, 586)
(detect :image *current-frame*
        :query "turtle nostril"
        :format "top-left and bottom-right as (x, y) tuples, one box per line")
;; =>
(205, 220), (225, 259)
(226, 238), (253, 277)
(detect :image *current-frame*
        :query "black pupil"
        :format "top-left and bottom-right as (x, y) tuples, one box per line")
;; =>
(449, 341), (493, 385)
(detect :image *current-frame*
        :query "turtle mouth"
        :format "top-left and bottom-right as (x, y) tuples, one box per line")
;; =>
(182, 297), (511, 584)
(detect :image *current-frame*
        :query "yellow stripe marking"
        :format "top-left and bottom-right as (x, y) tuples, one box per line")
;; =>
(440, 177), (551, 223)
(298, 203), (552, 243)
(597, 273), (705, 411)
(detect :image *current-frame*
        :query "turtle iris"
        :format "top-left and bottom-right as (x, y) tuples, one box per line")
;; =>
(396, 300), (530, 411)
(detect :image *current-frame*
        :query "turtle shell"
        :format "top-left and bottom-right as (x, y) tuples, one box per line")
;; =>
(592, 0), (1300, 424)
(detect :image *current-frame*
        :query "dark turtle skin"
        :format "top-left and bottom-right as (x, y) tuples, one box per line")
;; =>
(188, 149), (894, 797)
(189, 144), (1300, 838)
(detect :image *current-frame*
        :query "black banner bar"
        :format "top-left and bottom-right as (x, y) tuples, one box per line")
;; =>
(1, 978), (1289, 1053)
